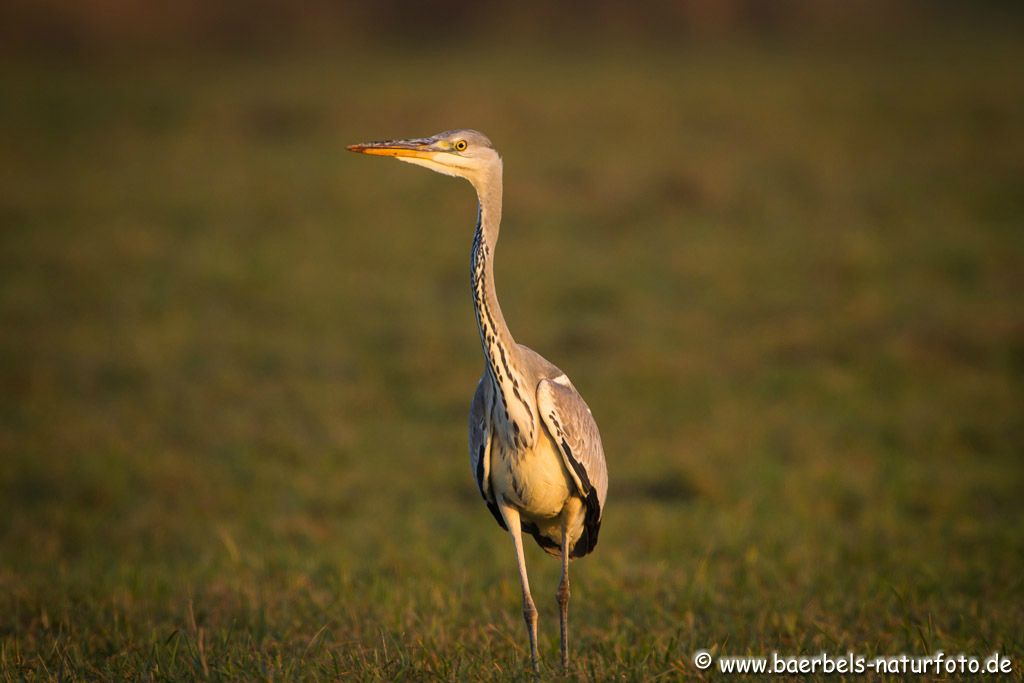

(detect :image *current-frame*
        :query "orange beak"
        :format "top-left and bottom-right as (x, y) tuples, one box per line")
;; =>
(347, 136), (440, 159)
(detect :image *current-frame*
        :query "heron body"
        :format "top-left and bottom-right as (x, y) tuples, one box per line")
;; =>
(348, 129), (608, 672)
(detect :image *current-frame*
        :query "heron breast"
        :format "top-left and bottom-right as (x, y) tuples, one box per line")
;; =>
(490, 428), (573, 520)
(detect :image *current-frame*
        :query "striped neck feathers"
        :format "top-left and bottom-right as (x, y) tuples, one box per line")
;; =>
(470, 177), (536, 448)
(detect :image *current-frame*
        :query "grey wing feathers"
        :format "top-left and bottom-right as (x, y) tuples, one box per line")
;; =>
(469, 377), (506, 530)
(468, 378), (489, 498)
(537, 378), (609, 515)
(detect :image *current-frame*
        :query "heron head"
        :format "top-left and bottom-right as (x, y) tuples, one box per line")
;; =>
(347, 129), (501, 188)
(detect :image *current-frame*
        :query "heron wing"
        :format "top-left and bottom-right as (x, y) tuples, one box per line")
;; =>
(469, 376), (506, 530)
(537, 378), (608, 510)
(537, 377), (608, 557)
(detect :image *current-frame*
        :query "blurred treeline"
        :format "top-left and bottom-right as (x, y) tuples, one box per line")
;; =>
(2, 0), (1021, 55)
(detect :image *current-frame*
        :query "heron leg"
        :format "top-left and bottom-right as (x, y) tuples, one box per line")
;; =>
(557, 520), (571, 671)
(497, 500), (540, 673)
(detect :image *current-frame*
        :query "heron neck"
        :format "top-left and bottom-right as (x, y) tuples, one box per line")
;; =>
(472, 173), (514, 370)
(471, 170), (537, 446)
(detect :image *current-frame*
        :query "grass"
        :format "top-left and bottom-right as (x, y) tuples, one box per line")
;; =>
(1, 30), (1023, 680)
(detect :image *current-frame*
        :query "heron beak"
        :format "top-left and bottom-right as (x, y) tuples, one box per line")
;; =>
(346, 137), (440, 160)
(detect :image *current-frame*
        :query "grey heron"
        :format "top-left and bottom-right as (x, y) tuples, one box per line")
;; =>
(348, 129), (608, 672)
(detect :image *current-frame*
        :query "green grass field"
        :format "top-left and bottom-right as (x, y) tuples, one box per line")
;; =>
(1, 31), (1023, 680)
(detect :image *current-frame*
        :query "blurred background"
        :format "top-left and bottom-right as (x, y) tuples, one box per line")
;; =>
(1, 1), (1022, 679)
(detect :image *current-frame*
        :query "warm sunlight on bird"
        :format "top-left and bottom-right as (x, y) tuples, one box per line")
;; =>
(348, 129), (609, 672)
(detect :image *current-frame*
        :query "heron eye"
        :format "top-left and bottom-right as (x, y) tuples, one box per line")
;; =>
(454, 140), (468, 152)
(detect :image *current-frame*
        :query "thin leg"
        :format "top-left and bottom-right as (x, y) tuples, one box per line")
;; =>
(557, 521), (571, 671)
(497, 500), (539, 673)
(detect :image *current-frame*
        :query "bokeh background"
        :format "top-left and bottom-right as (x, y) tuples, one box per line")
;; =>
(1, 1), (1022, 679)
